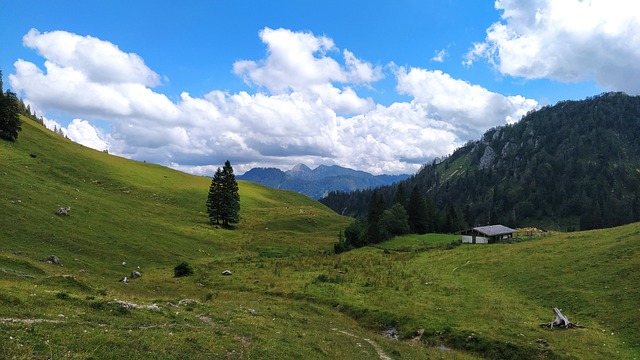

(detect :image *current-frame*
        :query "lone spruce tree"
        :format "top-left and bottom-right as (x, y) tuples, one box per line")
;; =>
(206, 160), (240, 227)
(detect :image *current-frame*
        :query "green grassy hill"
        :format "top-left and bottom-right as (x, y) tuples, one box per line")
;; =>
(1, 118), (639, 359)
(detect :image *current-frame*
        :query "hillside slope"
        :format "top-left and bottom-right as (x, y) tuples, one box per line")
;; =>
(0, 118), (389, 359)
(322, 92), (640, 231)
(0, 118), (350, 267)
(1, 117), (639, 359)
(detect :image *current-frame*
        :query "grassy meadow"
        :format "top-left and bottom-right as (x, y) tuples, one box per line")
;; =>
(1, 118), (639, 359)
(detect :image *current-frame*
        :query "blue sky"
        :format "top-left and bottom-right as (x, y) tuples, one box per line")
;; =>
(2, 1), (638, 175)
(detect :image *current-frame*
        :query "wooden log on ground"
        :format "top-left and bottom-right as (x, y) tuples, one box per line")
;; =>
(540, 307), (583, 329)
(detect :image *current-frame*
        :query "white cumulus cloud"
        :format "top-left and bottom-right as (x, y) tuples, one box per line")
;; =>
(466, 0), (640, 94)
(9, 28), (538, 176)
(66, 119), (110, 151)
(395, 67), (538, 138)
(11, 30), (178, 122)
(233, 27), (382, 114)
(22, 29), (160, 86)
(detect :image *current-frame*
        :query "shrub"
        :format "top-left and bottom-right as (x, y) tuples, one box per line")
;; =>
(174, 261), (194, 277)
(90, 301), (105, 310)
(314, 273), (344, 284)
(445, 239), (462, 250)
(0, 292), (22, 305)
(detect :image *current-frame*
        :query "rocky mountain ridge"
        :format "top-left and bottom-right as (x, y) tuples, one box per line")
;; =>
(238, 164), (410, 199)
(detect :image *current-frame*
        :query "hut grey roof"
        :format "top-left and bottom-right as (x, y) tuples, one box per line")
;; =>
(470, 225), (516, 236)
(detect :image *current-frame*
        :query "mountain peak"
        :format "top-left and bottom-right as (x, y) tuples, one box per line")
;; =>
(289, 163), (312, 173)
(287, 163), (313, 179)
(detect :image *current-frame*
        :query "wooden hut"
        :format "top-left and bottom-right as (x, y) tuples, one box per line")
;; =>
(460, 225), (516, 244)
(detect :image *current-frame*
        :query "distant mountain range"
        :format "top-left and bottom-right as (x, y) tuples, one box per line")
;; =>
(237, 164), (410, 199)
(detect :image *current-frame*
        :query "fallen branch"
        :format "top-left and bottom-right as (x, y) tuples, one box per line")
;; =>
(540, 307), (584, 329)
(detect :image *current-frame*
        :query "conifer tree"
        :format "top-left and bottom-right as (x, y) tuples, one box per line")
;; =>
(424, 195), (438, 232)
(206, 161), (240, 227)
(0, 69), (22, 141)
(220, 160), (240, 227)
(0, 88), (22, 141)
(407, 186), (429, 234)
(443, 203), (457, 233)
(366, 191), (386, 243)
(206, 168), (225, 225)
(0, 68), (22, 141)
(393, 183), (406, 208)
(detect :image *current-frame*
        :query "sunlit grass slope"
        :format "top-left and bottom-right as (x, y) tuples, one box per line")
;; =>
(0, 118), (348, 266)
(210, 227), (640, 359)
(1, 118), (639, 359)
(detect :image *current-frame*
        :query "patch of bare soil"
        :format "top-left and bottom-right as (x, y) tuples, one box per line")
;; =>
(333, 328), (392, 360)
(0, 317), (62, 324)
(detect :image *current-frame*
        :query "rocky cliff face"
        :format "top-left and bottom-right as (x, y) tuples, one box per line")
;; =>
(478, 146), (496, 170)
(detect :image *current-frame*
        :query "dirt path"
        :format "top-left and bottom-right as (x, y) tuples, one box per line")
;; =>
(0, 317), (62, 324)
(333, 328), (392, 360)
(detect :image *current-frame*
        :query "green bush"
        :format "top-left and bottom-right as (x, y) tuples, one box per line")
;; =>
(56, 291), (70, 300)
(445, 239), (462, 250)
(0, 292), (22, 305)
(314, 273), (344, 284)
(174, 261), (194, 277)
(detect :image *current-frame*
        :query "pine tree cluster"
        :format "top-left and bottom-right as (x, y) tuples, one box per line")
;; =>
(333, 184), (454, 254)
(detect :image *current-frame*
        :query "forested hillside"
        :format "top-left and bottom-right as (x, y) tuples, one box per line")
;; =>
(321, 92), (640, 231)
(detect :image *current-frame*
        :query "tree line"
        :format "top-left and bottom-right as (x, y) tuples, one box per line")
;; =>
(332, 183), (467, 253)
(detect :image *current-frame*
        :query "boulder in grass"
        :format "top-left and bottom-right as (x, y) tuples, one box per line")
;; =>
(46, 255), (60, 264)
(221, 270), (232, 276)
(131, 271), (142, 279)
(385, 326), (399, 340)
(56, 207), (71, 216)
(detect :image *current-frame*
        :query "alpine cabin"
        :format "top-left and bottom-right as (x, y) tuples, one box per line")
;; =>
(460, 225), (516, 244)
